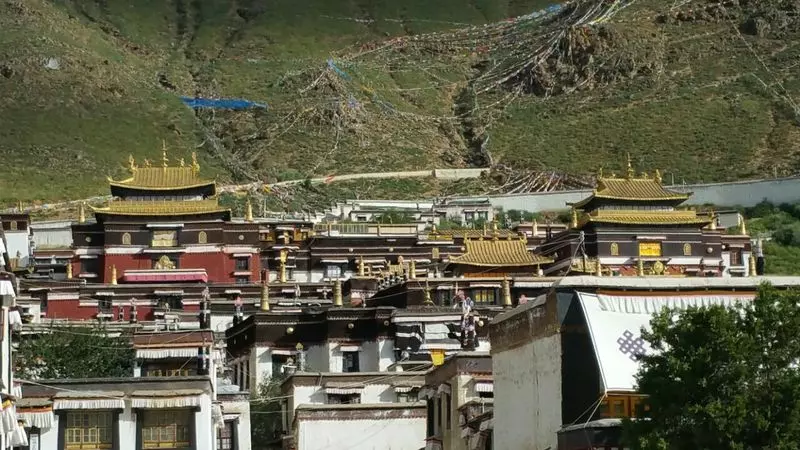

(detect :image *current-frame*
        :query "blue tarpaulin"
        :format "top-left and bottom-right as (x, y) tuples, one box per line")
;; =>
(180, 97), (267, 110)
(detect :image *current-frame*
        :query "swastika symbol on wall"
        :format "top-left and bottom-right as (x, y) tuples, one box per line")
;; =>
(617, 330), (646, 361)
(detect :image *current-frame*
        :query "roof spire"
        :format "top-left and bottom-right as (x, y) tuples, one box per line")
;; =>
(161, 140), (169, 169)
(654, 169), (662, 184)
(128, 154), (137, 173)
(626, 153), (634, 179)
(245, 197), (254, 222)
(597, 166), (604, 179)
(191, 152), (200, 174)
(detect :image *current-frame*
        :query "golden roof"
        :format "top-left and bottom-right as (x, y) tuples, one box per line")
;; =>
(572, 177), (689, 209)
(107, 152), (213, 190)
(580, 209), (712, 226)
(449, 238), (552, 267)
(91, 199), (229, 216)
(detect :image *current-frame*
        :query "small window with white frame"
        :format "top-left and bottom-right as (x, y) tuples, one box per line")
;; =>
(325, 265), (342, 279)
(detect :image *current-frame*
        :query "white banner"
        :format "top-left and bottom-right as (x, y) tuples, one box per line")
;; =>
(578, 291), (754, 392)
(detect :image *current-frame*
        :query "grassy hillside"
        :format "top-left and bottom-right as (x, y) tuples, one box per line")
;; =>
(0, 0), (798, 204)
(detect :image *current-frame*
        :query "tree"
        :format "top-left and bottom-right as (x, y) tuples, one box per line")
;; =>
(250, 374), (287, 449)
(375, 209), (412, 224)
(625, 284), (800, 449)
(14, 326), (135, 380)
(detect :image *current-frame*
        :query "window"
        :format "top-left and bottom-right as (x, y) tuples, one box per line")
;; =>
(327, 394), (360, 404)
(638, 242), (662, 257)
(141, 410), (192, 449)
(121, 232), (132, 245)
(397, 390), (419, 403)
(65, 411), (113, 450)
(598, 395), (649, 418)
(9, 221), (17, 231)
(445, 393), (451, 430)
(217, 421), (235, 450)
(148, 369), (189, 377)
(157, 296), (183, 310)
(683, 243), (692, 256)
(343, 351), (360, 373)
(235, 276), (249, 285)
(98, 298), (112, 313)
(477, 211), (489, 221)
(235, 257), (249, 271)
(151, 230), (178, 247)
(198, 231), (208, 244)
(730, 248), (743, 266)
(325, 265), (342, 279)
(464, 212), (475, 223)
(471, 289), (497, 305)
(610, 242), (619, 256)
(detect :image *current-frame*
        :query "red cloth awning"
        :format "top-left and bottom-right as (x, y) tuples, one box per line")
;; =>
(123, 270), (207, 283)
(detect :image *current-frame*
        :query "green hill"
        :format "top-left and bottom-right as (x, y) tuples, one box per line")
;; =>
(1, 0), (798, 204)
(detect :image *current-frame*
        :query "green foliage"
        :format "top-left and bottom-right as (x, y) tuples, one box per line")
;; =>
(625, 284), (800, 450)
(14, 327), (135, 380)
(743, 200), (800, 274)
(1, 0), (798, 202)
(375, 209), (414, 224)
(250, 374), (287, 447)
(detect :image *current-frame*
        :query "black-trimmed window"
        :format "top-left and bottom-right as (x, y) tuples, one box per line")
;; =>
(141, 409), (191, 449)
(343, 351), (360, 373)
(327, 394), (360, 404)
(217, 420), (235, 450)
(730, 248), (743, 265)
(235, 258), (249, 271)
(471, 288), (498, 305)
(64, 411), (113, 449)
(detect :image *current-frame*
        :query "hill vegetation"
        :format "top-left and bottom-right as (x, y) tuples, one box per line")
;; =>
(0, 0), (798, 204)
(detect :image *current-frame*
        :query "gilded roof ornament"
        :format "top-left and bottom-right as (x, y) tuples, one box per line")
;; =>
(161, 141), (169, 169)
(625, 153), (634, 179)
(143, 158), (152, 168)
(179, 158), (185, 167)
(128, 154), (137, 173)
(191, 152), (200, 174)
(654, 169), (663, 184)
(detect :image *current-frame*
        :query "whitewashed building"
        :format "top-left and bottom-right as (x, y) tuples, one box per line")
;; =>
(280, 371), (428, 450)
(490, 275), (800, 450)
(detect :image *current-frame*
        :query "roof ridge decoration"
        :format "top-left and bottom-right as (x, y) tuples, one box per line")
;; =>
(106, 147), (211, 190)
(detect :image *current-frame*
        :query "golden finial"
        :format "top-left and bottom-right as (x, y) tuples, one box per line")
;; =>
(333, 279), (343, 307)
(626, 153), (634, 179)
(423, 279), (434, 306)
(709, 209), (717, 230)
(78, 202), (86, 224)
(654, 169), (662, 184)
(110, 265), (118, 285)
(641, 172), (648, 179)
(260, 280), (270, 311)
(179, 157), (185, 167)
(143, 158), (152, 168)
(749, 254), (757, 277)
(191, 152), (200, 173)
(739, 214), (748, 235)
(532, 219), (539, 237)
(570, 207), (578, 228)
(128, 154), (137, 172)
(161, 140), (169, 169)
(66, 262), (73, 279)
(597, 166), (604, 178)
(502, 277), (512, 308)
(492, 220), (499, 240)
(245, 197), (254, 222)
(637, 258), (644, 276)
(358, 256), (365, 277)
(595, 260), (602, 277)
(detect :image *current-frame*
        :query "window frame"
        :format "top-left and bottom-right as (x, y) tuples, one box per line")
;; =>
(234, 257), (249, 271)
(64, 411), (113, 450)
(326, 393), (361, 404)
(471, 288), (497, 305)
(342, 351), (360, 373)
(216, 420), (235, 450)
(730, 248), (743, 266)
(141, 409), (192, 449)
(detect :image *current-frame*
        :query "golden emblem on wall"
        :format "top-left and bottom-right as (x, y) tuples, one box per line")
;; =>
(154, 255), (176, 270)
(610, 242), (619, 256)
(198, 231), (208, 244)
(122, 232), (132, 245)
(683, 243), (692, 256)
(652, 261), (665, 275)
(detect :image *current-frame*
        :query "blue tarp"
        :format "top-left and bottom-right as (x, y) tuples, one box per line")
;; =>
(180, 97), (268, 110)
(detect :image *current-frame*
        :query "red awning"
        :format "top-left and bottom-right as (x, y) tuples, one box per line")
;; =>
(123, 270), (208, 283)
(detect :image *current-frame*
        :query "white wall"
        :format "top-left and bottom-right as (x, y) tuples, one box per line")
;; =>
(4, 231), (30, 266)
(297, 417), (426, 450)
(35, 397), (214, 450)
(293, 384), (397, 405)
(493, 334), (562, 450)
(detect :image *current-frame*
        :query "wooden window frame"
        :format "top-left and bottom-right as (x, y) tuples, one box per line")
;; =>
(141, 409), (192, 449)
(64, 411), (113, 450)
